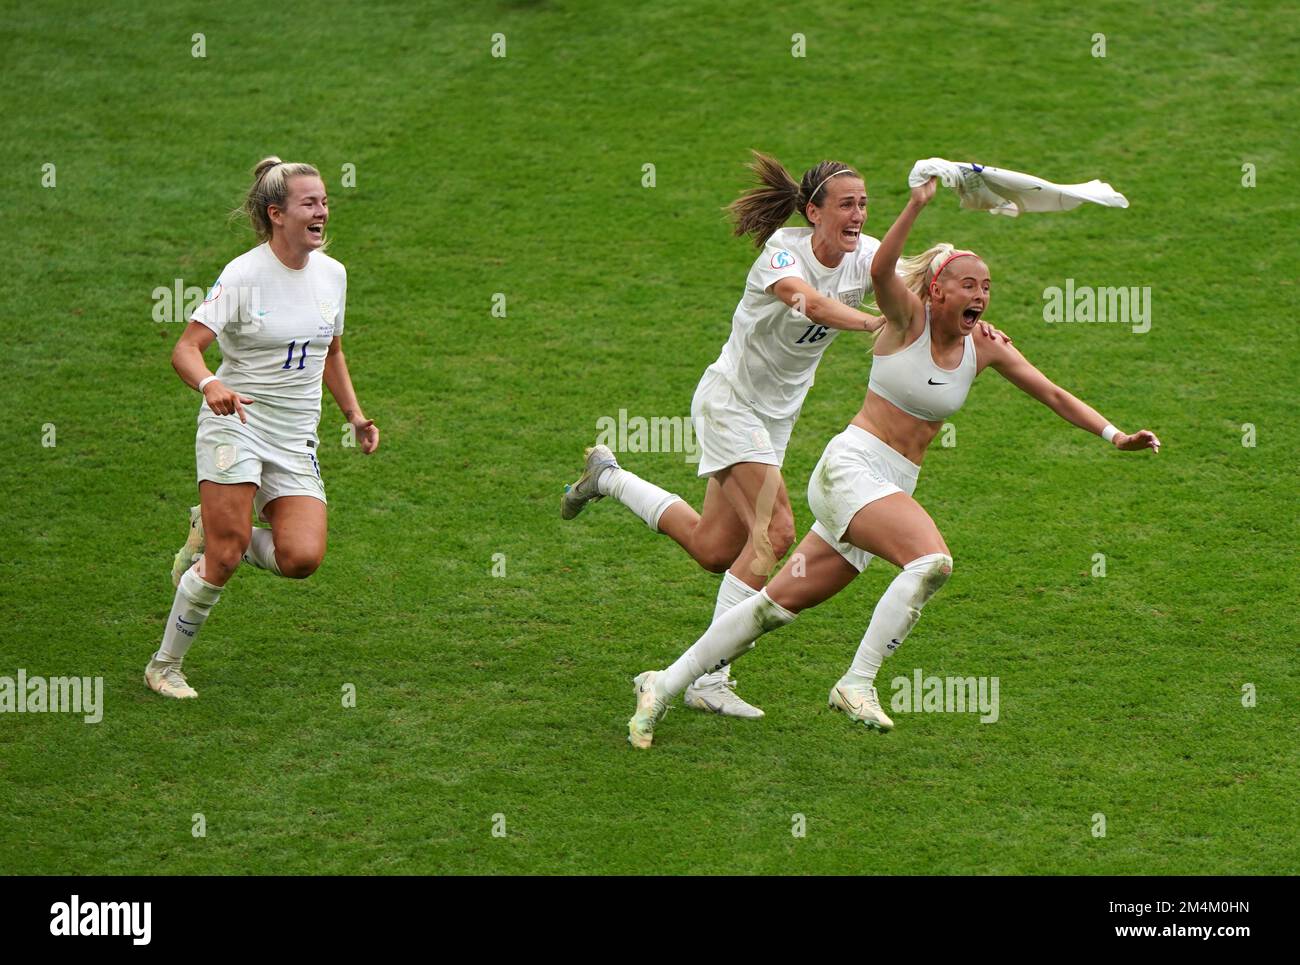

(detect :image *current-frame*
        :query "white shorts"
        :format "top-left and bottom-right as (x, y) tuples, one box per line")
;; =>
(195, 413), (326, 521)
(807, 424), (921, 572)
(691, 367), (797, 478)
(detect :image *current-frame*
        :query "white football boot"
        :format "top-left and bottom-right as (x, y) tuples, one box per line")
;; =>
(144, 658), (199, 699)
(684, 671), (764, 718)
(627, 671), (670, 749)
(171, 505), (205, 588)
(561, 445), (619, 520)
(828, 681), (894, 731)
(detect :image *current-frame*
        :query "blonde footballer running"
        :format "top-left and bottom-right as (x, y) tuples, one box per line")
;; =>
(627, 174), (1161, 748)
(146, 157), (378, 699)
(563, 153), (1007, 719)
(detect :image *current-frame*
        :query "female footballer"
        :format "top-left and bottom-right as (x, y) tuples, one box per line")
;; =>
(627, 174), (1161, 747)
(145, 157), (379, 699)
(563, 152), (1011, 719)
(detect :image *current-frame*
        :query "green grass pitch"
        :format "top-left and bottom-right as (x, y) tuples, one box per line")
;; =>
(1, 0), (1296, 875)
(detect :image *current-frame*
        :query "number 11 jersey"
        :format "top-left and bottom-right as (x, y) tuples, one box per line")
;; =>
(190, 243), (347, 440)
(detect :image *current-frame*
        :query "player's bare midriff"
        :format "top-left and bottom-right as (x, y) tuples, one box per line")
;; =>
(850, 391), (942, 466)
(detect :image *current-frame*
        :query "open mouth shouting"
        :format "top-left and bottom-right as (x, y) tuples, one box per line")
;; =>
(962, 306), (983, 325)
(841, 226), (861, 244)
(307, 221), (325, 240)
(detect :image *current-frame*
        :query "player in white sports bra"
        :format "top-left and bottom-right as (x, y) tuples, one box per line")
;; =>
(567, 153), (1011, 722)
(628, 174), (1162, 748)
(563, 155), (888, 720)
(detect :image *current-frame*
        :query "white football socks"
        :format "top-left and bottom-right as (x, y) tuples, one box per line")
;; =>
(713, 568), (759, 621)
(155, 565), (223, 665)
(840, 553), (953, 688)
(596, 466), (681, 532)
(659, 589), (796, 698)
(691, 569), (758, 688)
(241, 527), (283, 576)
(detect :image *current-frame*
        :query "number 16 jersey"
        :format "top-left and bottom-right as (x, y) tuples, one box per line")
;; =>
(708, 226), (880, 421)
(190, 242), (347, 440)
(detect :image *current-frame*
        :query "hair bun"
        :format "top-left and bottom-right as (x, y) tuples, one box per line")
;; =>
(252, 156), (283, 180)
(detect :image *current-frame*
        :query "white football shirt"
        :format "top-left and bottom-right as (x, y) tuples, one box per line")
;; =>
(191, 243), (347, 440)
(708, 226), (880, 420)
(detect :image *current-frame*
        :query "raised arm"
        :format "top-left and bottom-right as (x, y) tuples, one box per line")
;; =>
(987, 339), (1161, 452)
(770, 277), (884, 332)
(870, 177), (936, 329)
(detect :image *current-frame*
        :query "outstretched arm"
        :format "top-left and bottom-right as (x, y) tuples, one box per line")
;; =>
(771, 277), (884, 332)
(988, 339), (1161, 452)
(769, 276), (1009, 342)
(870, 177), (936, 329)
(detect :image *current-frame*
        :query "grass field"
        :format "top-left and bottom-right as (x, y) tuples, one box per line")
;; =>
(1, 0), (1296, 875)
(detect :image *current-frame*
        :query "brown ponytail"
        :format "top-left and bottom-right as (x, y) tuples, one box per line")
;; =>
(727, 152), (861, 248)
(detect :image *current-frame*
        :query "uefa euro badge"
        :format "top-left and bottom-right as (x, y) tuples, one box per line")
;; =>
(214, 444), (237, 472)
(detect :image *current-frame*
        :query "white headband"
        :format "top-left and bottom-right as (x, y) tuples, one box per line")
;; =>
(810, 168), (856, 200)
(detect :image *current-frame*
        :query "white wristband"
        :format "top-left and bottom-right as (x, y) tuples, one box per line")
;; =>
(197, 375), (219, 393)
(1101, 424), (1119, 444)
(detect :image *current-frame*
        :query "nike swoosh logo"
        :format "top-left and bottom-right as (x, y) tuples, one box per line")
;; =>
(927, 378), (948, 386)
(177, 617), (200, 626)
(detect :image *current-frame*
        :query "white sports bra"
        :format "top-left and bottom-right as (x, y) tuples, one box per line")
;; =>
(867, 304), (977, 421)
